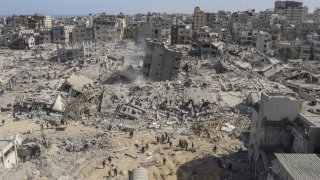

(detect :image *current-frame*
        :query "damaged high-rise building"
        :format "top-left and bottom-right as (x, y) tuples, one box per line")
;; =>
(142, 41), (182, 81)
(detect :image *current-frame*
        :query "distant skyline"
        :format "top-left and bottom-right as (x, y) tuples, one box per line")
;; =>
(0, 0), (319, 15)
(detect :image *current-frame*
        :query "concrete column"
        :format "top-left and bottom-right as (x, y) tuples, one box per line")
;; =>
(14, 142), (18, 165)
(1, 151), (4, 167)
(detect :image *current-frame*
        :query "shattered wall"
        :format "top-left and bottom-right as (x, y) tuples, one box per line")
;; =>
(249, 92), (304, 160)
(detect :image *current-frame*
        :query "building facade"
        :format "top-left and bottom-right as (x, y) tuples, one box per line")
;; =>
(142, 42), (182, 81)
(171, 25), (193, 45)
(93, 14), (122, 42)
(274, 0), (303, 24)
(38, 28), (52, 44)
(256, 31), (271, 54)
(52, 25), (73, 44)
(72, 25), (94, 43)
(193, 7), (205, 32)
(0, 140), (18, 169)
(134, 21), (152, 47)
(248, 92), (320, 179)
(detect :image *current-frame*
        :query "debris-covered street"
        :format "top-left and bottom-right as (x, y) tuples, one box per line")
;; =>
(1, 2), (320, 179)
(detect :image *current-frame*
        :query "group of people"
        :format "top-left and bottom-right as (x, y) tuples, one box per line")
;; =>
(41, 120), (68, 130)
(155, 133), (195, 152)
(178, 139), (195, 151)
(156, 132), (171, 144)
(155, 132), (174, 149)
(102, 156), (118, 177)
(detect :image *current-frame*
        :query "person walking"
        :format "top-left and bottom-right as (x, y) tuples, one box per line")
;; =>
(114, 168), (118, 176)
(108, 156), (112, 164)
(102, 160), (106, 169)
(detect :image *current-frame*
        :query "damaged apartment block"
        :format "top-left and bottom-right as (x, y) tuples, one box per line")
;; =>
(248, 92), (320, 179)
(142, 41), (182, 81)
(0, 138), (18, 168)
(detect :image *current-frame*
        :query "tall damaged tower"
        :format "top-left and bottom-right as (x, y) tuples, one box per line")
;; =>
(142, 41), (182, 81)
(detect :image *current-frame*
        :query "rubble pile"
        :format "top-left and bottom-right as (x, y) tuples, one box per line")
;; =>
(0, 40), (319, 179)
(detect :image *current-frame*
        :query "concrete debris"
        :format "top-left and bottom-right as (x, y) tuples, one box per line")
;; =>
(0, 10), (319, 180)
(220, 123), (235, 132)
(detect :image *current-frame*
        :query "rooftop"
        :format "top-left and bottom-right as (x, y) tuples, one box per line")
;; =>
(274, 153), (320, 180)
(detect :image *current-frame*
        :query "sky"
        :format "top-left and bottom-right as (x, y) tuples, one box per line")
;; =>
(0, 0), (319, 15)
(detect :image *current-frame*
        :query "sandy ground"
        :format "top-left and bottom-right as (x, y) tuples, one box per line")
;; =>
(0, 116), (250, 180)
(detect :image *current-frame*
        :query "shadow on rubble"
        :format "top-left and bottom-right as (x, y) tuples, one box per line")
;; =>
(175, 150), (253, 180)
(234, 101), (251, 117)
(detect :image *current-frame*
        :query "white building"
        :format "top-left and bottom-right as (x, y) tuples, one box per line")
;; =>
(256, 31), (270, 54)
(43, 16), (52, 28)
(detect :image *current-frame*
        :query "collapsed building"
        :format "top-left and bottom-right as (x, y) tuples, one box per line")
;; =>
(60, 73), (96, 96)
(56, 41), (94, 62)
(248, 92), (320, 179)
(8, 35), (35, 50)
(0, 139), (18, 168)
(142, 41), (182, 81)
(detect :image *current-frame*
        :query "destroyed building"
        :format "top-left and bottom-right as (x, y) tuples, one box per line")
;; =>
(0, 139), (18, 169)
(256, 31), (271, 55)
(38, 28), (53, 44)
(60, 73), (95, 96)
(6, 14), (52, 31)
(71, 24), (94, 43)
(93, 13), (123, 42)
(134, 21), (152, 47)
(171, 25), (193, 45)
(1, 2), (320, 180)
(8, 35), (35, 50)
(56, 41), (93, 62)
(142, 41), (182, 81)
(52, 25), (73, 44)
(248, 92), (320, 179)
